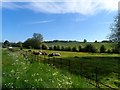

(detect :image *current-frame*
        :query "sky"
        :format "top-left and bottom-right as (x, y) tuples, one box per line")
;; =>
(1, 0), (119, 42)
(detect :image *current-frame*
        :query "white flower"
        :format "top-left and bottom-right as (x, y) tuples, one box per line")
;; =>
(17, 77), (20, 79)
(11, 69), (15, 73)
(24, 80), (28, 83)
(35, 79), (38, 82)
(36, 73), (39, 76)
(53, 72), (58, 76)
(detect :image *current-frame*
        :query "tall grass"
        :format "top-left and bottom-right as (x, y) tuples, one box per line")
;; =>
(2, 50), (95, 89)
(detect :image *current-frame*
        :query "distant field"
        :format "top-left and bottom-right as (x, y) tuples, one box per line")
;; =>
(45, 42), (115, 50)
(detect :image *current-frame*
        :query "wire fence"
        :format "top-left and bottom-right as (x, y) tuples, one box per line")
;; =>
(21, 51), (119, 90)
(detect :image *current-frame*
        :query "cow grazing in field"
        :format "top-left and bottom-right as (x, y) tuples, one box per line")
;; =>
(33, 51), (40, 55)
(8, 47), (13, 51)
(53, 53), (60, 56)
(41, 52), (48, 55)
(48, 53), (60, 57)
(28, 50), (32, 52)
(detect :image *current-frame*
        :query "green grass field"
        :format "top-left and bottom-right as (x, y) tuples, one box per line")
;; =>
(45, 42), (115, 50)
(2, 49), (95, 89)
(2, 48), (120, 89)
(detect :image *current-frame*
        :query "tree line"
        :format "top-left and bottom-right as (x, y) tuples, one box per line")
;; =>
(2, 13), (120, 54)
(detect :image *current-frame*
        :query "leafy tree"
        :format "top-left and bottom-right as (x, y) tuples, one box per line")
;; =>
(72, 47), (78, 52)
(100, 45), (106, 53)
(4, 40), (10, 47)
(83, 39), (87, 43)
(94, 40), (97, 43)
(53, 45), (57, 50)
(33, 33), (43, 42)
(42, 43), (49, 50)
(16, 41), (23, 47)
(56, 45), (61, 50)
(78, 45), (82, 52)
(65, 46), (72, 51)
(109, 14), (120, 53)
(84, 44), (97, 53)
(23, 33), (43, 49)
(61, 46), (65, 51)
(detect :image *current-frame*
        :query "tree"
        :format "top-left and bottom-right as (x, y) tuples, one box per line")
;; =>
(94, 40), (97, 43)
(109, 14), (120, 53)
(4, 40), (10, 47)
(72, 47), (78, 52)
(23, 33), (43, 49)
(78, 45), (82, 52)
(16, 41), (23, 47)
(33, 33), (43, 42)
(100, 45), (106, 53)
(83, 39), (87, 43)
(84, 44), (97, 53)
(42, 43), (49, 50)
(61, 46), (65, 51)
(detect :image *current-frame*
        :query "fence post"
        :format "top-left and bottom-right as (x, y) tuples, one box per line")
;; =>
(80, 62), (83, 76)
(53, 57), (55, 66)
(68, 60), (71, 73)
(95, 67), (99, 88)
(60, 58), (62, 68)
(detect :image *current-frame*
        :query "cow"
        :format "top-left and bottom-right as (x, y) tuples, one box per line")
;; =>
(48, 53), (60, 57)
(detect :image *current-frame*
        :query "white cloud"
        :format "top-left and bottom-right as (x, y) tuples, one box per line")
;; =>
(24, 20), (54, 25)
(1, 0), (119, 15)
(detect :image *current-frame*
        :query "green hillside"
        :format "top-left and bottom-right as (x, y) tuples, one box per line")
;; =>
(45, 42), (115, 50)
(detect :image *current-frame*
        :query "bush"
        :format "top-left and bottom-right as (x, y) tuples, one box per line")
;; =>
(84, 44), (97, 53)
(78, 45), (82, 52)
(112, 46), (120, 53)
(42, 43), (49, 50)
(100, 45), (106, 53)
(72, 47), (78, 52)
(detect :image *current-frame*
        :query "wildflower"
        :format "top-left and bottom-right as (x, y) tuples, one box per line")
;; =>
(36, 73), (39, 76)
(16, 77), (20, 79)
(35, 79), (37, 82)
(53, 72), (58, 76)
(40, 78), (43, 82)
(24, 80), (28, 83)
(23, 67), (27, 70)
(11, 69), (15, 73)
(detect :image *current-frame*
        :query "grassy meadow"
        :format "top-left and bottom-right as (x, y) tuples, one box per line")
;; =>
(2, 49), (95, 89)
(45, 42), (115, 51)
(2, 48), (120, 89)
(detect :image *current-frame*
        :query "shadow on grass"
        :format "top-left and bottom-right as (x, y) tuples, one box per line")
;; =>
(41, 56), (120, 82)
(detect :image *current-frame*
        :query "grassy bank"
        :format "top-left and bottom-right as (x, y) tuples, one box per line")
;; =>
(2, 49), (95, 89)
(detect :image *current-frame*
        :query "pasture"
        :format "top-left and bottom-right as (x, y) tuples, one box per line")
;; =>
(2, 48), (120, 89)
(45, 42), (114, 50)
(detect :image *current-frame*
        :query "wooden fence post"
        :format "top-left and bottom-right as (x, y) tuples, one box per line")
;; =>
(95, 67), (99, 88)
(53, 57), (55, 66)
(80, 62), (83, 75)
(60, 58), (62, 68)
(68, 60), (71, 73)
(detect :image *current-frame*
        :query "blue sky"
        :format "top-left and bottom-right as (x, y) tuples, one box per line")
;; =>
(1, 1), (119, 42)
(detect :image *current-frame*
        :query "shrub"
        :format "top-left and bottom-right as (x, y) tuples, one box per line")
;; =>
(84, 44), (97, 53)
(72, 47), (78, 52)
(42, 43), (49, 50)
(100, 45), (106, 53)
